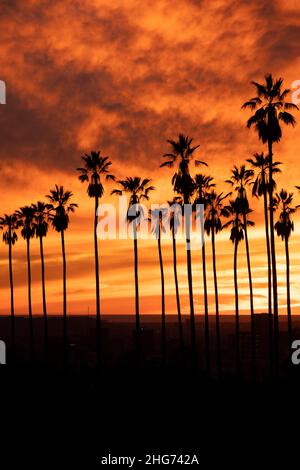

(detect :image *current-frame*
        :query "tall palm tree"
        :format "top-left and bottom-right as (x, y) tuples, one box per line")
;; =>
(225, 165), (256, 379)
(15, 205), (36, 361)
(112, 177), (155, 367)
(193, 174), (215, 374)
(46, 185), (78, 368)
(0, 214), (19, 361)
(77, 151), (114, 370)
(161, 134), (207, 366)
(223, 199), (254, 375)
(168, 197), (184, 361)
(247, 152), (282, 374)
(274, 189), (298, 347)
(204, 191), (230, 376)
(151, 207), (168, 365)
(32, 201), (51, 361)
(242, 74), (298, 370)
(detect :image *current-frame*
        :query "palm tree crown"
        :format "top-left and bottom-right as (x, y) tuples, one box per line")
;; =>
(274, 190), (298, 240)
(242, 74), (298, 143)
(161, 134), (206, 200)
(225, 165), (253, 202)
(150, 207), (168, 239)
(204, 191), (231, 235)
(167, 196), (183, 236)
(112, 177), (155, 221)
(77, 150), (114, 198)
(247, 152), (281, 197)
(194, 174), (215, 203)
(32, 201), (51, 238)
(223, 199), (254, 243)
(0, 214), (19, 245)
(15, 206), (36, 240)
(46, 185), (78, 231)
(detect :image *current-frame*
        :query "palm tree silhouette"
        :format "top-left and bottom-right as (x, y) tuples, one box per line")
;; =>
(168, 197), (185, 361)
(112, 177), (155, 367)
(46, 185), (78, 368)
(274, 189), (298, 347)
(204, 191), (230, 376)
(0, 214), (19, 361)
(77, 151), (114, 370)
(225, 165), (256, 379)
(247, 152), (281, 374)
(150, 207), (168, 364)
(15, 206), (36, 361)
(32, 201), (51, 362)
(223, 199), (254, 375)
(161, 134), (207, 366)
(194, 174), (215, 374)
(242, 74), (298, 371)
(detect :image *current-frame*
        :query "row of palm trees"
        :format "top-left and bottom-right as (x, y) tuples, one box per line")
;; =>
(0, 74), (299, 377)
(0, 187), (78, 366)
(243, 73), (298, 374)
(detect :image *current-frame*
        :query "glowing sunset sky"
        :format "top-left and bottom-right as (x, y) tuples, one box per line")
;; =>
(1, 0), (300, 316)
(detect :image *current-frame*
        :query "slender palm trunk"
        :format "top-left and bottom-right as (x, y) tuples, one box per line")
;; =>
(263, 185), (273, 375)
(201, 216), (210, 374)
(172, 228), (184, 361)
(268, 139), (279, 374)
(233, 235), (240, 376)
(243, 214), (256, 381)
(39, 235), (48, 362)
(211, 223), (221, 377)
(8, 237), (15, 362)
(26, 237), (34, 361)
(94, 195), (101, 370)
(133, 223), (141, 368)
(61, 230), (68, 369)
(184, 199), (196, 366)
(158, 227), (166, 364)
(285, 235), (292, 347)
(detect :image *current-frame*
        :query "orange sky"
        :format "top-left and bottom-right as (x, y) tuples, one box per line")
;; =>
(1, 0), (300, 316)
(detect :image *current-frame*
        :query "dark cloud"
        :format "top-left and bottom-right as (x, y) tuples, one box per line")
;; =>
(257, 25), (300, 68)
(1, 0), (298, 182)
